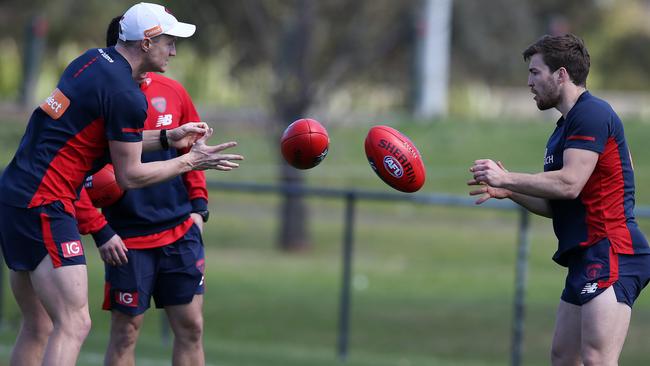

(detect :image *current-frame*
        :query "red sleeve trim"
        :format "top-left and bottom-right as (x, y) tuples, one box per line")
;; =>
(568, 135), (596, 141)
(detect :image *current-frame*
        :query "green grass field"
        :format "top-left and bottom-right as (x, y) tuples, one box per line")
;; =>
(1, 115), (650, 365)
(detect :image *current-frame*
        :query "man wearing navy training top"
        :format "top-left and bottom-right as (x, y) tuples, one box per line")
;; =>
(468, 34), (650, 365)
(73, 14), (210, 365)
(0, 3), (243, 365)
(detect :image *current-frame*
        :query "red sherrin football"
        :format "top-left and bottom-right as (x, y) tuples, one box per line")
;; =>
(84, 164), (124, 208)
(364, 125), (426, 193)
(281, 118), (330, 169)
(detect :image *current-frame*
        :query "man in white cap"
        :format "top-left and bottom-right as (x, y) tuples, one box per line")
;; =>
(116, 2), (196, 76)
(0, 3), (243, 366)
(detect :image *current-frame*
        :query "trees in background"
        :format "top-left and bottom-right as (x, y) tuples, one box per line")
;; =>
(184, 0), (415, 250)
(1, 0), (649, 250)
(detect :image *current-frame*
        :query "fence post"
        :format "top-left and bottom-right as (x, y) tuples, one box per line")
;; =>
(20, 14), (47, 108)
(337, 192), (356, 361)
(511, 208), (531, 366)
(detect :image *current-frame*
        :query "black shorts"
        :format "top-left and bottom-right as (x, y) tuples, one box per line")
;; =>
(103, 224), (205, 315)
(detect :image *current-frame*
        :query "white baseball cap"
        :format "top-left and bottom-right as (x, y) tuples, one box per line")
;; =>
(119, 2), (196, 41)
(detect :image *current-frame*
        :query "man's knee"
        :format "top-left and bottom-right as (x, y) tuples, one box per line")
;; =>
(61, 310), (91, 342)
(551, 343), (581, 366)
(173, 316), (203, 344)
(110, 313), (143, 349)
(22, 317), (54, 343)
(581, 344), (618, 366)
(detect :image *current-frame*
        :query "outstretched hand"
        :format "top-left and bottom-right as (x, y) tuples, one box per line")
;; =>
(187, 128), (245, 171)
(469, 159), (509, 187)
(468, 160), (512, 204)
(168, 122), (209, 150)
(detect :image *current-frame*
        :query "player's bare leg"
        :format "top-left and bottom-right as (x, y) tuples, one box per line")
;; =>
(104, 311), (144, 366)
(551, 300), (582, 366)
(165, 294), (205, 366)
(9, 270), (53, 366)
(581, 286), (631, 365)
(30, 257), (91, 366)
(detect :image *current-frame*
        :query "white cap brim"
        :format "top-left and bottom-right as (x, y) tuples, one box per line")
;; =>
(164, 22), (196, 38)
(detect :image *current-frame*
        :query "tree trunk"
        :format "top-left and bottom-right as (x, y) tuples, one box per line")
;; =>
(277, 159), (309, 251)
(274, 0), (315, 251)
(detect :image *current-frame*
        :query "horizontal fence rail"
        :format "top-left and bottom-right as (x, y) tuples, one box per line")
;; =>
(204, 180), (650, 365)
(1, 177), (650, 365)
(205, 180), (521, 209)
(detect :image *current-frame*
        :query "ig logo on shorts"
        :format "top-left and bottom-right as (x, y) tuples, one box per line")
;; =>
(115, 291), (139, 307)
(61, 240), (84, 258)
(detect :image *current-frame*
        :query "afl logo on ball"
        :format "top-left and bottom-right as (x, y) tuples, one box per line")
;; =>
(383, 156), (403, 178)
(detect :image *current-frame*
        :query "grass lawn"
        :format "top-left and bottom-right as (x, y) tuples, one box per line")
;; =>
(1, 115), (650, 365)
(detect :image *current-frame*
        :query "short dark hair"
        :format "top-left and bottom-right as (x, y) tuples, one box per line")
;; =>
(522, 33), (590, 87)
(106, 16), (122, 47)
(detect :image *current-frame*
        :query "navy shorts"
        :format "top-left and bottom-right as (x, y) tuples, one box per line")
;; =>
(0, 201), (86, 271)
(561, 238), (650, 307)
(103, 224), (205, 315)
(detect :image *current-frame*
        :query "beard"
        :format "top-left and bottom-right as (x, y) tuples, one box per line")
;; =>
(534, 81), (561, 111)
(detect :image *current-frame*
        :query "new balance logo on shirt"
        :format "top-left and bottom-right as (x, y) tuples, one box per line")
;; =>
(156, 114), (173, 127)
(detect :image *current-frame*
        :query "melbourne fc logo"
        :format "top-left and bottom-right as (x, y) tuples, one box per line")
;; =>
(586, 263), (603, 280)
(383, 156), (403, 178)
(196, 258), (205, 274)
(151, 97), (167, 113)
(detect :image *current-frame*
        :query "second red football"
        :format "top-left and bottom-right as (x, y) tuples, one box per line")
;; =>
(281, 118), (330, 169)
(364, 125), (426, 193)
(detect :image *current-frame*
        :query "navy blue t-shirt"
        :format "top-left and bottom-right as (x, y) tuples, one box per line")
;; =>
(543, 91), (649, 265)
(0, 47), (146, 214)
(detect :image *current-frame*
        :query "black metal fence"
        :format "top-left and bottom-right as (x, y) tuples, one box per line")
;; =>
(206, 181), (527, 366)
(203, 180), (650, 365)
(3, 180), (650, 366)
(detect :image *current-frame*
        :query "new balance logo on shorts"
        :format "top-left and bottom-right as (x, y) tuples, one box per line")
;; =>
(581, 282), (599, 294)
(61, 240), (83, 258)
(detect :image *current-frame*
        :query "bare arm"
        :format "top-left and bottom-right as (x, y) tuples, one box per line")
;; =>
(509, 191), (553, 218)
(471, 148), (598, 200)
(110, 139), (191, 189)
(111, 128), (244, 190)
(468, 161), (553, 217)
(468, 183), (553, 217)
